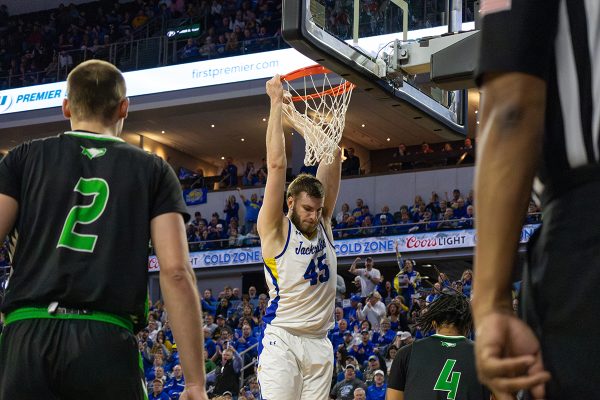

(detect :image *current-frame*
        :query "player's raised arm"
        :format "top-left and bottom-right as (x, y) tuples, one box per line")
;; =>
(257, 75), (287, 253)
(316, 147), (342, 224)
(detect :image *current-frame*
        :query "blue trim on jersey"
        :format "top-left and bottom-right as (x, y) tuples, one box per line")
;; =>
(274, 218), (292, 259)
(262, 262), (280, 326)
(319, 220), (335, 248)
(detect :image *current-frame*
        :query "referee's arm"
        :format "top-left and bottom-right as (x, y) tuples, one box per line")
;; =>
(472, 72), (550, 399)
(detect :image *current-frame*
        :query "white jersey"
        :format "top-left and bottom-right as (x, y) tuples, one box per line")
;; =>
(262, 217), (337, 338)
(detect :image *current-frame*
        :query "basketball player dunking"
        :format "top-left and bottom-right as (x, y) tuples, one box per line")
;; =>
(256, 75), (342, 399)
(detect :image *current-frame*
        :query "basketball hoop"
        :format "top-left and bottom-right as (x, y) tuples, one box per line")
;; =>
(281, 65), (355, 166)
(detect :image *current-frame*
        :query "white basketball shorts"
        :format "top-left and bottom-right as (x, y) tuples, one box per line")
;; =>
(257, 324), (334, 400)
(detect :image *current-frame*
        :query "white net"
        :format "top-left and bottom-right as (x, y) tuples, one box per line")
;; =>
(282, 70), (354, 166)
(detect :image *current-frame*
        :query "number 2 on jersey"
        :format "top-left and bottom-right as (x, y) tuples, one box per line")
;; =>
(303, 254), (329, 285)
(434, 359), (461, 400)
(57, 178), (110, 253)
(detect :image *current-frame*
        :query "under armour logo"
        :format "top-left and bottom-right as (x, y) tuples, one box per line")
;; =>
(269, 341), (277, 346)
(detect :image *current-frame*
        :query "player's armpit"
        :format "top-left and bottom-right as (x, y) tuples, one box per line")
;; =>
(385, 388), (404, 400)
(0, 193), (18, 240)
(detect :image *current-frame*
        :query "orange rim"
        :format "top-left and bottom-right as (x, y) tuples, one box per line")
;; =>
(281, 65), (355, 102)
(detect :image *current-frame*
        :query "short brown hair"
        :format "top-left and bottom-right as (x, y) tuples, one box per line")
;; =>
(66, 60), (126, 123)
(286, 174), (325, 199)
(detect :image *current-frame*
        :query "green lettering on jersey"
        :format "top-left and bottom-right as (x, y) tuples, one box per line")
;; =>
(81, 146), (107, 160)
(57, 178), (110, 253)
(434, 359), (461, 400)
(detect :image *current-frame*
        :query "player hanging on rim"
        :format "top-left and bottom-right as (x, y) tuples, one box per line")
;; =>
(256, 74), (342, 399)
(386, 293), (491, 400)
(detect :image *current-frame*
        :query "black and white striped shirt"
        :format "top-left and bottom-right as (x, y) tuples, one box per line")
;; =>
(477, 0), (600, 197)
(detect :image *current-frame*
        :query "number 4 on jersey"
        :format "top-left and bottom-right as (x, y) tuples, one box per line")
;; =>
(434, 359), (461, 400)
(303, 254), (330, 285)
(57, 178), (110, 253)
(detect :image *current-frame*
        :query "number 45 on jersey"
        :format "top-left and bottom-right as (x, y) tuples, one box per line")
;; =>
(303, 254), (330, 285)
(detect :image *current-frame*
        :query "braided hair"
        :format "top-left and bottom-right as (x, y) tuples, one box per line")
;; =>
(417, 293), (473, 336)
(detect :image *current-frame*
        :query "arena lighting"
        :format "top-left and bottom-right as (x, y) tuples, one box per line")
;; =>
(211, 124), (215, 128)
(386, 137), (391, 141)
(241, 138), (245, 142)
(161, 130), (165, 134)
(361, 123), (365, 127)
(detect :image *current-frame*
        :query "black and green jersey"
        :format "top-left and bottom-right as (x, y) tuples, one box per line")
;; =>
(388, 334), (490, 400)
(0, 131), (189, 329)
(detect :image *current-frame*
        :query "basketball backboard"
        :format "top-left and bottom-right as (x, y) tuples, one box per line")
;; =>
(282, 0), (480, 137)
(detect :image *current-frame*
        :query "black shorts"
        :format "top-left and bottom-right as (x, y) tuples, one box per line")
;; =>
(0, 318), (146, 400)
(522, 180), (600, 400)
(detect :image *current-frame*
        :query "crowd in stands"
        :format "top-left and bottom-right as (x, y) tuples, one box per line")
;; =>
(0, 0), (283, 89)
(175, 0), (283, 62)
(324, 0), (476, 40)
(139, 258), (478, 399)
(182, 185), (542, 251)
(0, 0), (158, 87)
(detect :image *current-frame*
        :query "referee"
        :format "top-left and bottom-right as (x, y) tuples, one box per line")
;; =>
(473, 0), (599, 399)
(0, 60), (207, 399)
(386, 293), (490, 399)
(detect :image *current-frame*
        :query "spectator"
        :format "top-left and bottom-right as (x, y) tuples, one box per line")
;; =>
(384, 345), (398, 374)
(131, 9), (148, 29)
(437, 208), (457, 230)
(343, 294), (361, 325)
(223, 195), (240, 226)
(350, 330), (374, 366)
(420, 142), (434, 154)
(238, 189), (261, 234)
(235, 323), (258, 364)
(366, 370), (386, 400)
(180, 38), (199, 58)
(148, 378), (170, 400)
(461, 269), (473, 298)
(342, 147), (360, 176)
(359, 215), (375, 237)
(395, 212), (416, 234)
(371, 318), (395, 348)
(164, 364), (185, 392)
(336, 274), (346, 306)
(374, 215), (395, 236)
(349, 257), (381, 298)
(191, 211), (208, 227)
(363, 355), (384, 386)
(458, 205), (474, 229)
(242, 161), (258, 186)
(219, 157), (238, 188)
(341, 215), (360, 238)
(352, 198), (365, 218)
(386, 302), (409, 333)
(212, 347), (242, 397)
(453, 197), (468, 219)
(358, 292), (386, 331)
(374, 205), (394, 224)
(353, 387), (367, 400)
(336, 203), (350, 224)
(330, 364), (367, 400)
